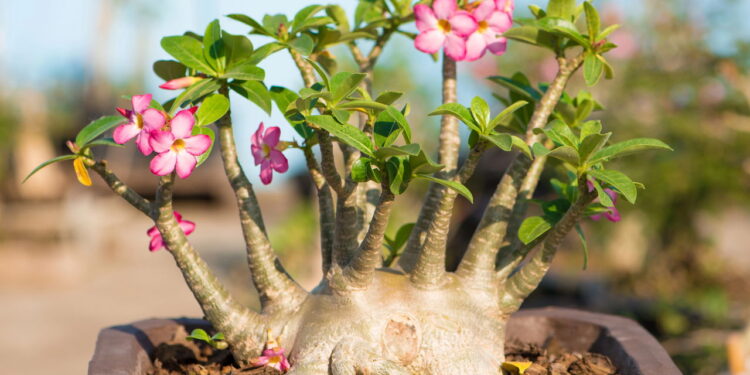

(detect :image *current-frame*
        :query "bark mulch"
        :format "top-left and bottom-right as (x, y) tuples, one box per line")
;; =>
(505, 339), (619, 375)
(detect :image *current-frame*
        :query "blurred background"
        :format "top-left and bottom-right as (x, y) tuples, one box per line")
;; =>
(1, 0), (749, 374)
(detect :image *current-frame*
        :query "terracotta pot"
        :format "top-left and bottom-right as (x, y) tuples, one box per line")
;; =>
(88, 307), (680, 375)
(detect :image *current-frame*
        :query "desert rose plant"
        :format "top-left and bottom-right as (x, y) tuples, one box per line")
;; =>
(26, 0), (672, 373)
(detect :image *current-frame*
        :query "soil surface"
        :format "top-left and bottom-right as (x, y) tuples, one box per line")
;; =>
(505, 339), (619, 375)
(149, 325), (618, 375)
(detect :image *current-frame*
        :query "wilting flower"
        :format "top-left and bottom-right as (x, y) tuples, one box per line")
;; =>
(147, 211), (195, 252)
(113, 94), (166, 155)
(251, 123), (289, 185)
(149, 109), (211, 178)
(587, 181), (621, 223)
(414, 0), (478, 61)
(159, 76), (204, 90)
(250, 330), (291, 372)
(464, 0), (513, 61)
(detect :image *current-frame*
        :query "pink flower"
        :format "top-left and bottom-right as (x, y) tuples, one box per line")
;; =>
(113, 94), (166, 155)
(464, 0), (513, 61)
(496, 0), (514, 13)
(250, 331), (291, 372)
(149, 109), (211, 179)
(414, 0), (478, 61)
(251, 123), (289, 185)
(587, 181), (621, 222)
(159, 76), (204, 90)
(147, 211), (195, 252)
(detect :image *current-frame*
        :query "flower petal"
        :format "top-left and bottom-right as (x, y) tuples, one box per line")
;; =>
(444, 33), (467, 61)
(269, 150), (289, 173)
(496, 0), (514, 13)
(262, 126), (281, 147)
(183, 134), (212, 156)
(414, 4), (438, 32)
(113, 123), (140, 144)
(449, 12), (478, 37)
(605, 208), (622, 222)
(175, 151), (197, 179)
(171, 109), (196, 139)
(250, 356), (271, 366)
(131, 94), (152, 114)
(486, 36), (508, 55)
(142, 108), (166, 131)
(147, 225), (160, 237)
(149, 234), (164, 252)
(251, 145), (264, 166)
(136, 131), (154, 155)
(433, 0), (457, 20)
(150, 151), (177, 176)
(260, 160), (273, 185)
(464, 32), (488, 61)
(604, 188), (618, 204)
(174, 211), (183, 222)
(116, 107), (132, 118)
(415, 29), (446, 54)
(150, 131), (175, 154)
(488, 11), (512, 32)
(252, 123), (265, 147)
(473, 0), (496, 21)
(179, 219), (196, 235)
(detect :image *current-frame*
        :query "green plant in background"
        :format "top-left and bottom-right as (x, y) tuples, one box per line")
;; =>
(25, 0), (671, 373)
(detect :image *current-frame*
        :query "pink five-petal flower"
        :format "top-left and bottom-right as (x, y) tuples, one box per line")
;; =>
(464, 0), (513, 61)
(159, 76), (204, 90)
(250, 331), (291, 372)
(146, 211), (195, 252)
(113, 94), (166, 155)
(496, 0), (515, 13)
(251, 123), (289, 185)
(148, 109), (211, 179)
(587, 181), (621, 223)
(414, 0), (478, 61)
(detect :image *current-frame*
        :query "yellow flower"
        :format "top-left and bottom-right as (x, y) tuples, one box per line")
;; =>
(73, 157), (92, 186)
(501, 361), (533, 375)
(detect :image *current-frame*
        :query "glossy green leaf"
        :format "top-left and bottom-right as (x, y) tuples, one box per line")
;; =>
(288, 34), (315, 56)
(429, 103), (477, 132)
(326, 5), (350, 32)
(409, 150), (444, 175)
(195, 94), (230, 126)
(330, 72), (367, 103)
(332, 109), (351, 124)
(502, 25), (557, 50)
(203, 19), (226, 73)
(337, 100), (388, 112)
(153, 60), (187, 81)
(384, 106), (412, 143)
(547, 0), (576, 19)
(589, 178), (614, 207)
(161, 36), (215, 75)
(292, 5), (326, 32)
(417, 175), (473, 203)
(597, 24), (621, 41)
(262, 14), (288, 36)
(589, 138), (673, 164)
(374, 111), (401, 148)
(223, 62), (264, 81)
(23, 154), (78, 183)
(247, 42), (286, 65)
(532, 142), (551, 157)
(230, 80), (272, 115)
(470, 96), (491, 129)
(375, 144), (421, 159)
(549, 120), (579, 148)
(579, 120), (602, 140)
(82, 137), (123, 149)
(583, 54), (603, 86)
(529, 5), (547, 19)
(227, 14), (271, 36)
(578, 132), (611, 163)
(487, 76), (543, 102)
(306, 115), (373, 156)
(575, 224), (589, 270)
(187, 329), (212, 343)
(351, 158), (372, 182)
(375, 91), (403, 105)
(75, 115), (127, 147)
(391, 223), (415, 251)
(489, 100), (529, 129)
(511, 136), (533, 159)
(305, 58), (331, 90)
(171, 79), (222, 113)
(583, 2), (600, 41)
(547, 145), (580, 165)
(192, 126), (215, 167)
(589, 169), (637, 204)
(386, 158), (406, 195)
(519, 216), (553, 244)
(482, 133), (513, 151)
(222, 32), (254, 65)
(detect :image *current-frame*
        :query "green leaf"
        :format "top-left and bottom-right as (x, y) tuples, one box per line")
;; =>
(589, 138), (673, 164)
(589, 169), (637, 204)
(153, 60), (187, 81)
(519, 216), (553, 245)
(502, 25), (557, 50)
(417, 175), (473, 203)
(547, 145), (580, 165)
(332, 109), (351, 124)
(292, 5), (326, 32)
(247, 42), (286, 65)
(262, 14), (288, 36)
(539, 18), (589, 47)
(488, 76), (543, 102)
(578, 132), (611, 163)
(351, 158), (372, 182)
(575, 224), (589, 270)
(511, 136), (533, 159)
(187, 329), (212, 343)
(391, 223), (415, 251)
(223, 62), (264, 81)
(337, 100), (388, 112)
(598, 24), (621, 41)
(375, 91), (403, 105)
(23, 155), (77, 183)
(575, 100), (595, 124)
(386, 158), (406, 195)
(230, 80), (272, 115)
(195, 94), (230, 126)
(589, 178), (614, 207)
(549, 120), (579, 148)
(305, 58), (331, 90)
(326, 5), (350, 33)
(579, 120), (602, 140)
(532, 142), (551, 157)
(547, 0), (576, 20)
(222, 32), (254, 66)
(192, 126), (215, 167)
(489, 100), (529, 129)
(600, 56), (615, 79)
(330, 72), (367, 104)
(171, 79), (222, 113)
(583, 54), (603, 86)
(203, 19), (226, 73)
(374, 111), (401, 148)
(470, 96), (491, 130)
(583, 2), (600, 41)
(82, 137), (123, 149)
(211, 332), (225, 341)
(75, 115), (127, 147)
(429, 103), (478, 132)
(482, 133), (512, 151)
(529, 5), (547, 19)
(375, 144), (421, 159)
(227, 14), (271, 36)
(384, 106), (412, 144)
(287, 34), (315, 56)
(161, 36), (216, 75)
(409, 150), (444, 175)
(306, 115), (373, 156)
(295, 16), (334, 32)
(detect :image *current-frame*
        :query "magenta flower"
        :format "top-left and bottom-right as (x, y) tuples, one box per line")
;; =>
(464, 0), (513, 61)
(251, 123), (289, 185)
(587, 181), (621, 223)
(149, 109), (211, 179)
(496, 0), (514, 13)
(159, 76), (204, 90)
(113, 94), (166, 155)
(250, 331), (291, 372)
(414, 0), (478, 61)
(146, 211), (195, 252)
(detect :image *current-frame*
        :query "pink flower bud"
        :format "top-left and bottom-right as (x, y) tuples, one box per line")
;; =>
(159, 76), (203, 90)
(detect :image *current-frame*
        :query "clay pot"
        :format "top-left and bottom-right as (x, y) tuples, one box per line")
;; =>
(88, 307), (680, 374)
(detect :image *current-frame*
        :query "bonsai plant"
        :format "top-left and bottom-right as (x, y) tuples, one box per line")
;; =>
(27, 0), (673, 373)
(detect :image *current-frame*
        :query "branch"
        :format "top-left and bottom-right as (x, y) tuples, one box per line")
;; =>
(216, 88), (306, 313)
(303, 146), (336, 274)
(340, 188), (395, 289)
(399, 54), (460, 272)
(499, 182), (596, 314)
(153, 174), (265, 366)
(87, 159), (153, 217)
(456, 55), (584, 283)
(331, 146), (360, 267)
